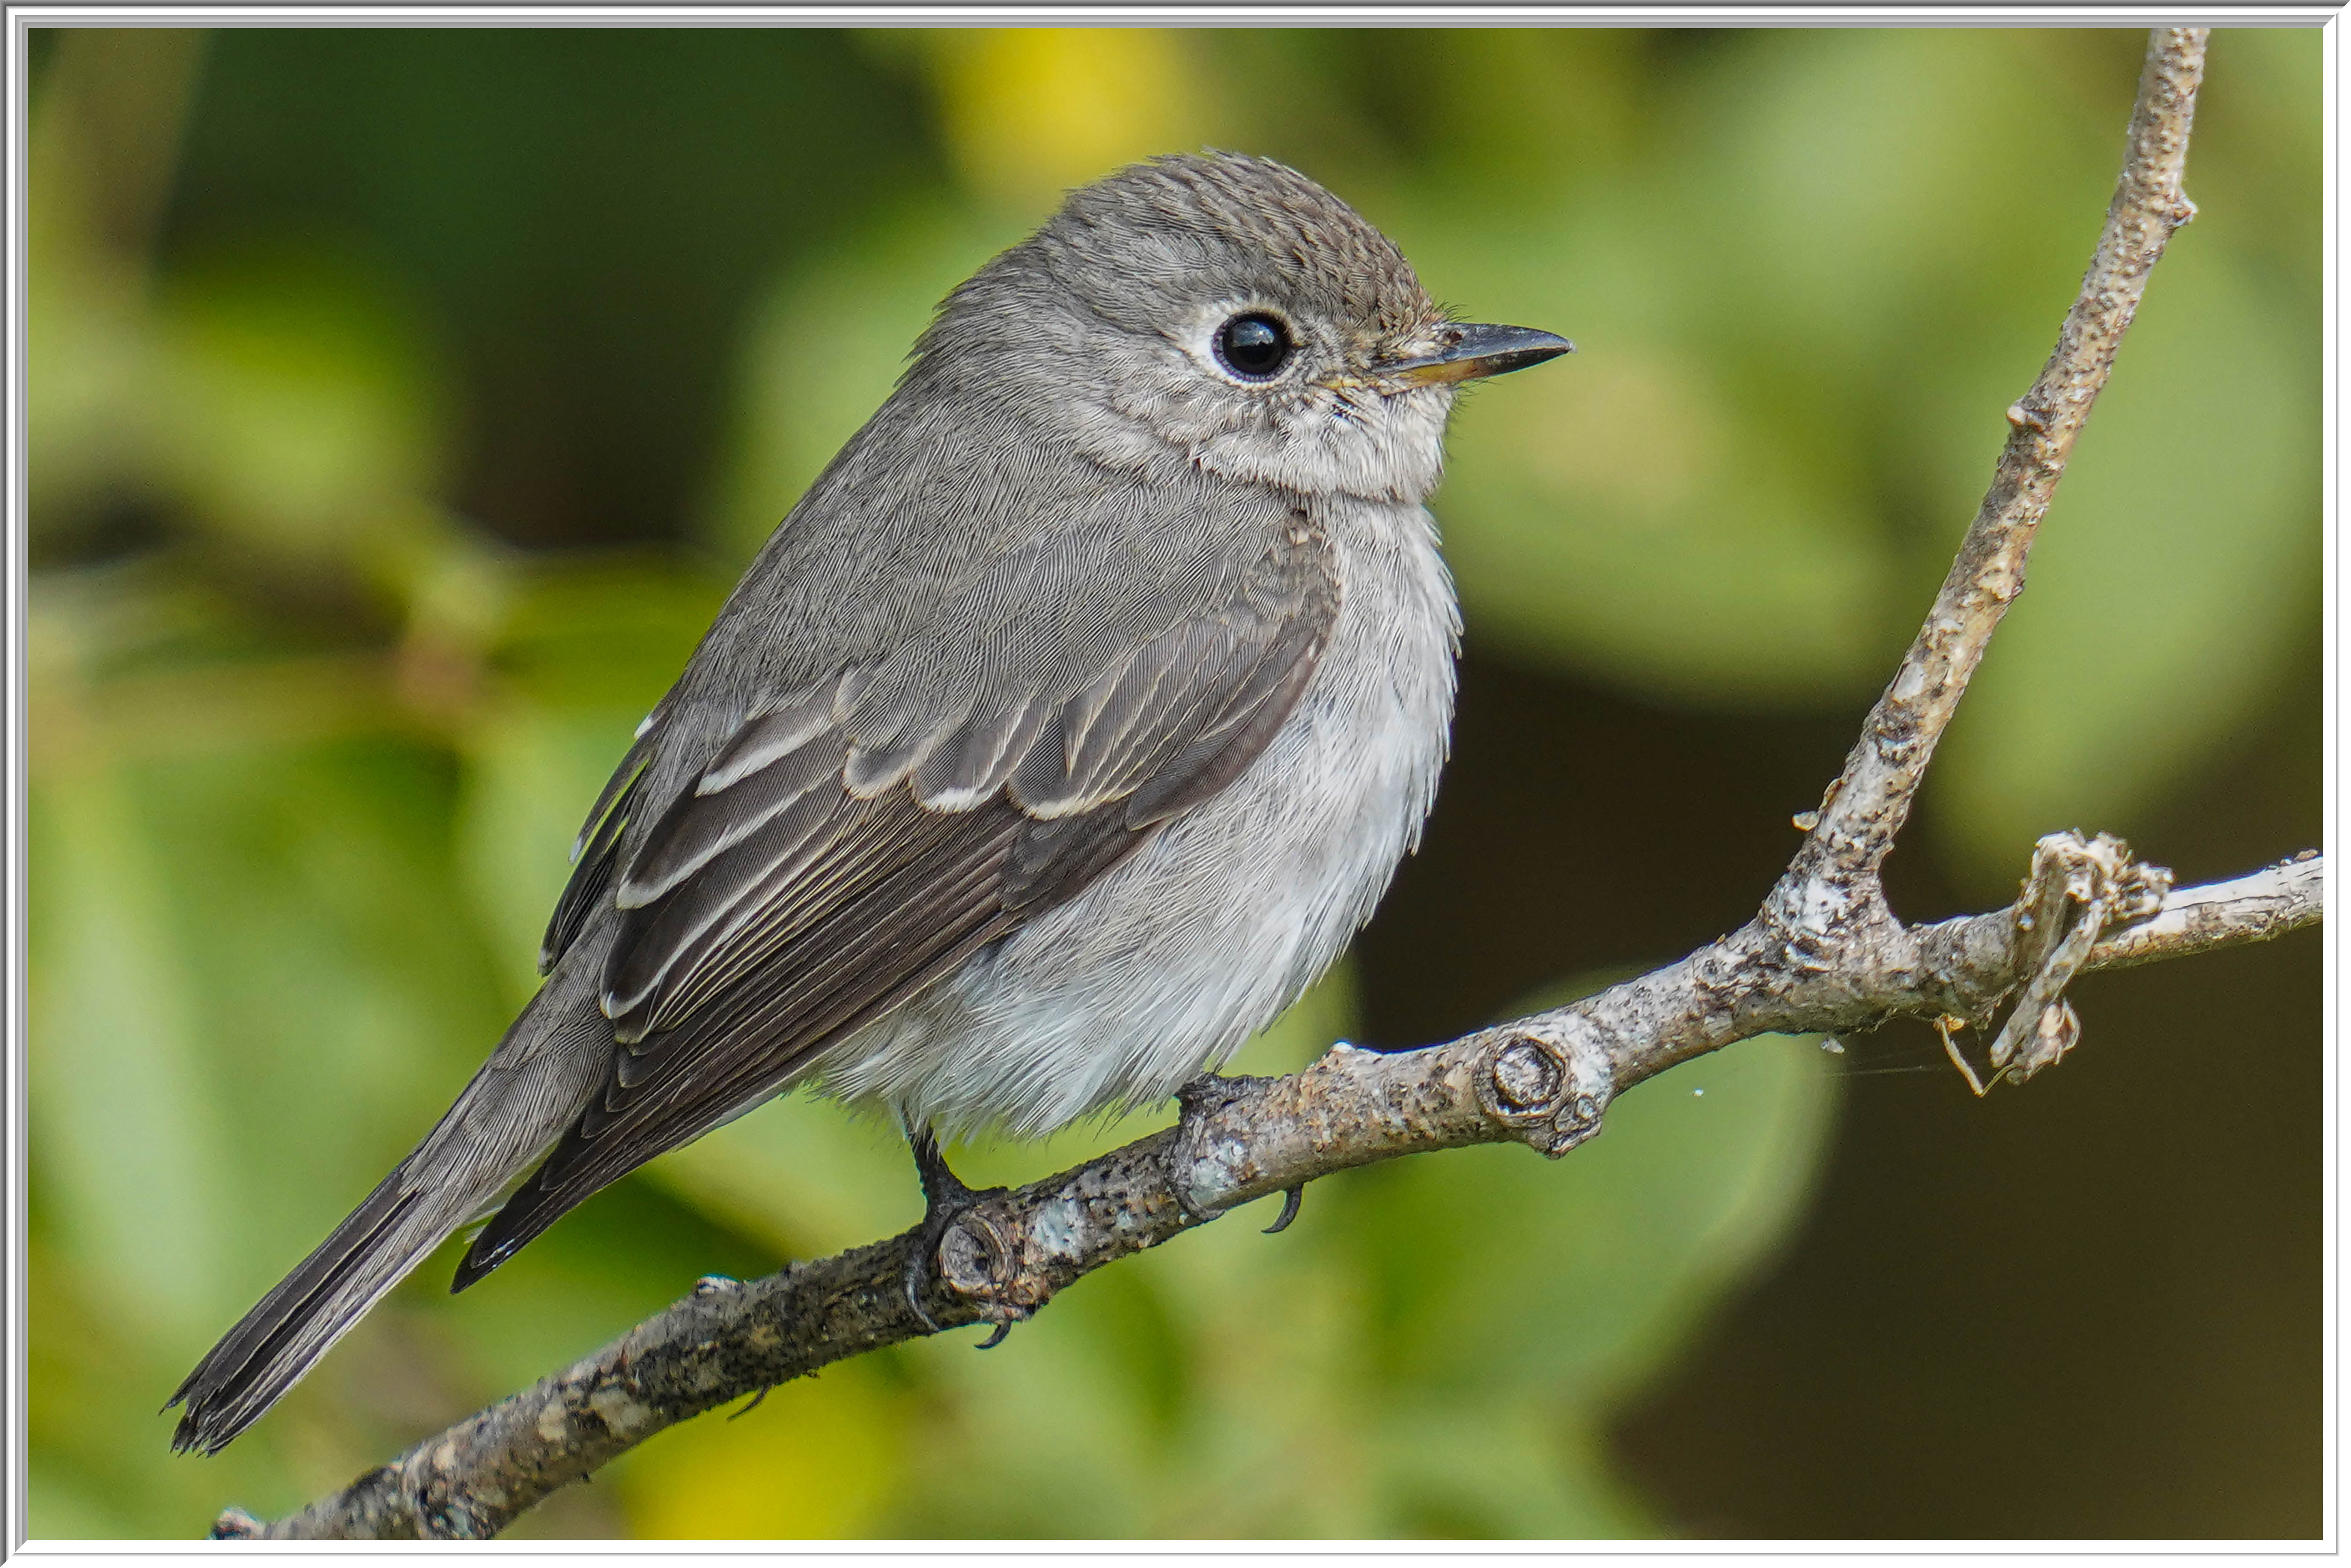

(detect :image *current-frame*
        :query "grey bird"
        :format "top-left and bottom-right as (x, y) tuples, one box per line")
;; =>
(167, 151), (1571, 1454)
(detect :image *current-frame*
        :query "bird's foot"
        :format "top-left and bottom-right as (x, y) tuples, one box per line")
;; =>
(1168, 1071), (1306, 1234)
(1174, 1068), (1249, 1119)
(903, 1130), (1012, 1343)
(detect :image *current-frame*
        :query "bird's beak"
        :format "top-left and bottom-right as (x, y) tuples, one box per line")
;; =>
(1377, 322), (1575, 388)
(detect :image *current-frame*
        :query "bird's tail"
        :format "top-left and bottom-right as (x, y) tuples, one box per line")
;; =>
(166, 987), (610, 1455)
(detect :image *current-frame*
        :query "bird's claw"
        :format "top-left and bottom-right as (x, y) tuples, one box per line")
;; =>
(1262, 1184), (1305, 1234)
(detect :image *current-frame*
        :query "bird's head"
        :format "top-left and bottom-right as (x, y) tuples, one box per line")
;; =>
(910, 151), (1572, 505)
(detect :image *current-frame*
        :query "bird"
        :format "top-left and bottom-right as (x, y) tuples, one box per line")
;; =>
(166, 151), (1571, 1455)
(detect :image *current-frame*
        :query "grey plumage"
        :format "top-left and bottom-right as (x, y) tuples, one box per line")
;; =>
(167, 152), (1569, 1455)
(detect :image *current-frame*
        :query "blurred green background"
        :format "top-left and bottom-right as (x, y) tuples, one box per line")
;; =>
(25, 26), (2318, 1540)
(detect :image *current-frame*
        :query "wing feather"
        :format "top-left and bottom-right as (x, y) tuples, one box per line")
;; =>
(617, 729), (845, 910)
(910, 695), (1049, 810)
(458, 519), (1341, 1286)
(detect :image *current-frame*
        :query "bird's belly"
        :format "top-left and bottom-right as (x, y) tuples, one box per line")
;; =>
(812, 514), (1457, 1142)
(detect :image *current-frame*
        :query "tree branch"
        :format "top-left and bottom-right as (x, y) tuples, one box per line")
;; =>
(210, 27), (2307, 1542)
(213, 854), (2318, 1542)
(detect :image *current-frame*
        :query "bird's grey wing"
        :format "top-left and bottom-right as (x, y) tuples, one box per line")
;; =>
(459, 524), (1338, 1284)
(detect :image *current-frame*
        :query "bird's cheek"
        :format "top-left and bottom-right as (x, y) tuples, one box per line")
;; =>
(1370, 401), (1451, 501)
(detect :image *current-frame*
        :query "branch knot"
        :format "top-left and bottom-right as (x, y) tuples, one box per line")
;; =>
(937, 1212), (1015, 1297)
(1475, 1019), (1611, 1158)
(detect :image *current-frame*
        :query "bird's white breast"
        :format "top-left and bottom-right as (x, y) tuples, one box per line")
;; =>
(812, 495), (1460, 1142)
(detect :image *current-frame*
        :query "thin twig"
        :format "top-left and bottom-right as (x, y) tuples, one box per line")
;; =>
(2061, 853), (2322, 970)
(1785, 27), (2206, 889)
(205, 28), (2292, 1543)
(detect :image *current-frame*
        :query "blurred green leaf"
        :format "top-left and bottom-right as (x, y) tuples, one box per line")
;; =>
(457, 698), (645, 1002)
(135, 741), (510, 1273)
(28, 766), (239, 1352)
(1348, 1032), (1836, 1405)
(154, 248), (448, 568)
(1385, 163), (1903, 703)
(1926, 237), (2319, 888)
(1431, 308), (1897, 700)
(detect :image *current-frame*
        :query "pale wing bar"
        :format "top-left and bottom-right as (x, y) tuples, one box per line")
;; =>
(455, 533), (1339, 1288)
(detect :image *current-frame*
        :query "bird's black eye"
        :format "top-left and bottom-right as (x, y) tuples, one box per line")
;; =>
(1214, 313), (1294, 380)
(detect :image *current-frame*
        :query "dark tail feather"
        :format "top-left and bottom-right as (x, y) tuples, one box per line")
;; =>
(167, 983), (613, 1455)
(165, 1168), (431, 1455)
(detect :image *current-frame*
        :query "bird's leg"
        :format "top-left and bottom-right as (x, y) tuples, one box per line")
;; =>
(902, 1127), (1009, 1342)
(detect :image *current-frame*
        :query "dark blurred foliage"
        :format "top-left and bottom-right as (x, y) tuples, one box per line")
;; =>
(25, 26), (2317, 1539)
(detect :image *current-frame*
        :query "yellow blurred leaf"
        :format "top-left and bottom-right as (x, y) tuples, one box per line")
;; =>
(928, 29), (1223, 212)
(616, 1361), (901, 1539)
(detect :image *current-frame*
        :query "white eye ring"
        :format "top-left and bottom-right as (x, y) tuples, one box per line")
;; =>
(1209, 310), (1298, 382)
